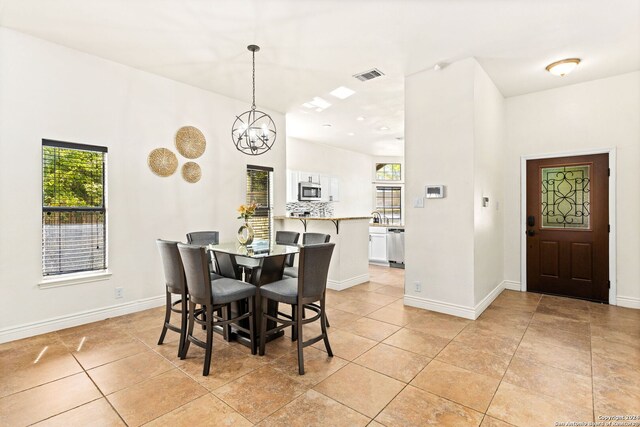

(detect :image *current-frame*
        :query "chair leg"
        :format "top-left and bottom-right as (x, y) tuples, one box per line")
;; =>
(291, 305), (298, 342)
(249, 296), (256, 355)
(181, 301), (196, 360)
(259, 296), (269, 356)
(178, 297), (188, 358)
(203, 305), (214, 376)
(320, 298), (333, 357)
(296, 302), (305, 375)
(157, 291), (171, 345)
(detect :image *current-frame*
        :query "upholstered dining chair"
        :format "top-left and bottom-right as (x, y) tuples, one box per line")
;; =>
(276, 230), (300, 277)
(178, 243), (257, 376)
(156, 239), (189, 358)
(186, 231), (220, 274)
(259, 243), (335, 375)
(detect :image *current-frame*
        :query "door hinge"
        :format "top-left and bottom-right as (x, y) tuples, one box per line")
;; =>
(608, 168), (610, 177)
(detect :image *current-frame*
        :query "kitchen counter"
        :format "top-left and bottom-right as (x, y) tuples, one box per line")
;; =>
(369, 223), (405, 228)
(275, 216), (370, 291)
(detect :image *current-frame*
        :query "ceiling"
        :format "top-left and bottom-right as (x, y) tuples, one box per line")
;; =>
(0, 0), (638, 156)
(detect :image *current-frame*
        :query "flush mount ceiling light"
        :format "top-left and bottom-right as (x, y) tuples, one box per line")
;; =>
(356, 116), (366, 121)
(347, 132), (355, 136)
(231, 45), (276, 156)
(545, 58), (581, 77)
(330, 86), (355, 100)
(379, 126), (390, 131)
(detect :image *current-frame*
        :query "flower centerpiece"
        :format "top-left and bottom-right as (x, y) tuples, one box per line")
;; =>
(236, 202), (258, 245)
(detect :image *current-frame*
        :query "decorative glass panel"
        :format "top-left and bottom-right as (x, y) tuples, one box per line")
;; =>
(375, 163), (401, 181)
(541, 164), (591, 229)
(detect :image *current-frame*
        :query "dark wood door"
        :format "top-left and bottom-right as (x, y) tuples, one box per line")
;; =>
(526, 154), (609, 302)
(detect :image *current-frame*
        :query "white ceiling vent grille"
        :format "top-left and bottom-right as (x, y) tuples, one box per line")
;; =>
(353, 68), (385, 82)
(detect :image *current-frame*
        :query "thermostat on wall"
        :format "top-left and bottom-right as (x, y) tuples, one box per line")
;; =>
(425, 185), (445, 199)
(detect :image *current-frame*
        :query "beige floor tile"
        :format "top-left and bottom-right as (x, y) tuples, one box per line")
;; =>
(332, 299), (383, 316)
(503, 356), (593, 409)
(592, 352), (640, 387)
(404, 312), (470, 339)
(340, 290), (399, 306)
(487, 382), (593, 427)
(515, 338), (591, 377)
(453, 326), (520, 357)
(589, 302), (640, 322)
(214, 365), (308, 423)
(312, 329), (377, 361)
(477, 306), (534, 327)
(347, 317), (401, 341)
(258, 389), (370, 427)
(383, 328), (450, 358)
(593, 378), (640, 418)
(324, 308), (362, 329)
(480, 416), (516, 426)
(590, 323), (640, 347)
(520, 326), (591, 354)
(0, 332), (63, 352)
(131, 324), (180, 347)
(365, 305), (422, 326)
(87, 349), (174, 395)
(350, 281), (386, 292)
(62, 332), (149, 370)
(372, 285), (405, 298)
(435, 341), (511, 379)
(411, 360), (500, 412)
(32, 398), (125, 427)
(106, 368), (207, 427)
(314, 364), (404, 418)
(0, 342), (83, 398)
(530, 312), (591, 336)
(178, 345), (265, 391)
(144, 393), (252, 426)
(354, 343), (430, 383)
(270, 346), (348, 387)
(0, 373), (101, 426)
(462, 321), (526, 340)
(375, 385), (483, 426)
(591, 336), (640, 367)
(535, 303), (590, 322)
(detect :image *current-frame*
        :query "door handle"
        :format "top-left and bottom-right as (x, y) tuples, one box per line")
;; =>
(527, 229), (535, 237)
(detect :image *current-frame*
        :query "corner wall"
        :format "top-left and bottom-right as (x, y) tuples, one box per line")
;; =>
(0, 28), (287, 341)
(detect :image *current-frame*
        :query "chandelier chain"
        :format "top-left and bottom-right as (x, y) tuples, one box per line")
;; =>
(251, 49), (256, 110)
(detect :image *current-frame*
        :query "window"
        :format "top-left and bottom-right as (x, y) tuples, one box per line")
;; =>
(246, 165), (274, 241)
(375, 186), (402, 225)
(42, 140), (107, 276)
(375, 163), (401, 181)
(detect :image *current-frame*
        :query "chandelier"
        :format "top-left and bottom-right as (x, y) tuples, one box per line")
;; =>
(231, 45), (276, 156)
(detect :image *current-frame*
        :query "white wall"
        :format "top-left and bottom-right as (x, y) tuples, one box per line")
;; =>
(286, 137), (372, 216)
(405, 58), (477, 310)
(473, 64), (505, 305)
(0, 28), (286, 339)
(504, 71), (640, 306)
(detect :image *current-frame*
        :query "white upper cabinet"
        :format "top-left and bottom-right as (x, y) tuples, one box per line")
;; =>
(286, 170), (299, 203)
(286, 170), (340, 203)
(329, 177), (340, 202)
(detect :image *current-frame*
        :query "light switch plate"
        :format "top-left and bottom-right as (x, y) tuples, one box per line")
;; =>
(414, 197), (424, 208)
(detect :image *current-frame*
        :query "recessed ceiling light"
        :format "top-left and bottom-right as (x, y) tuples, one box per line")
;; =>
(356, 116), (366, 121)
(322, 124), (332, 128)
(347, 132), (355, 136)
(330, 86), (356, 100)
(379, 126), (390, 131)
(545, 58), (581, 77)
(311, 97), (332, 109)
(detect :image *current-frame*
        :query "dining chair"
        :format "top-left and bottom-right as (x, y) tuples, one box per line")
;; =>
(276, 230), (300, 278)
(186, 231), (221, 274)
(259, 243), (335, 375)
(178, 243), (257, 376)
(155, 239), (189, 358)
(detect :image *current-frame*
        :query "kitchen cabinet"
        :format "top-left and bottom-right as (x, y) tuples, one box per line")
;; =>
(287, 170), (340, 203)
(329, 177), (340, 202)
(286, 170), (299, 203)
(368, 227), (388, 263)
(298, 172), (321, 184)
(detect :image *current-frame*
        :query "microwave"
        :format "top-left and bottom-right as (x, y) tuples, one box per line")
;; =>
(298, 181), (322, 201)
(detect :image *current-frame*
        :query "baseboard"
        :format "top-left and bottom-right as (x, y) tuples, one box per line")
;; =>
(0, 295), (165, 344)
(503, 280), (521, 291)
(617, 296), (640, 310)
(404, 295), (476, 320)
(328, 274), (370, 291)
(474, 281), (507, 318)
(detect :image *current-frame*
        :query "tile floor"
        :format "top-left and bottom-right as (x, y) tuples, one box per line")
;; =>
(1, 265), (639, 426)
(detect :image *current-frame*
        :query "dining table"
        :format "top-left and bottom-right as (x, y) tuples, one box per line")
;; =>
(206, 240), (299, 351)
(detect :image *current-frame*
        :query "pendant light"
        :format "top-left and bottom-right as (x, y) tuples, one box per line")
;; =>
(231, 45), (276, 155)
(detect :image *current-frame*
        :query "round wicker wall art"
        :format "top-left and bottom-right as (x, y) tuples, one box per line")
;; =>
(175, 126), (206, 159)
(148, 148), (178, 177)
(182, 162), (202, 183)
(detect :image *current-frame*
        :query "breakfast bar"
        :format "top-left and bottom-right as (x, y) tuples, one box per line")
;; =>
(274, 216), (370, 290)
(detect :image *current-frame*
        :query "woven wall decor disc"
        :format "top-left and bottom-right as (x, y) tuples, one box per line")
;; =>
(148, 148), (178, 177)
(182, 162), (202, 183)
(175, 126), (206, 159)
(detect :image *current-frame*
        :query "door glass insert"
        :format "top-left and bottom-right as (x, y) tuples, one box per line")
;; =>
(541, 164), (591, 229)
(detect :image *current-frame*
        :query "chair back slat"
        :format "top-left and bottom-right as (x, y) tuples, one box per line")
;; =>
(302, 233), (330, 245)
(156, 240), (186, 295)
(186, 231), (220, 245)
(177, 243), (212, 305)
(298, 243), (335, 299)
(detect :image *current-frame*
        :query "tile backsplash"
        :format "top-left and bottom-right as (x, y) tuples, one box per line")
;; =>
(286, 202), (334, 217)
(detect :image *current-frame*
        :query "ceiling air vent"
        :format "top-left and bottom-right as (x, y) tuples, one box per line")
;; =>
(353, 68), (385, 82)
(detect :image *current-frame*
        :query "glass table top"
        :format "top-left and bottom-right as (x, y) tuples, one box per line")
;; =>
(207, 239), (299, 258)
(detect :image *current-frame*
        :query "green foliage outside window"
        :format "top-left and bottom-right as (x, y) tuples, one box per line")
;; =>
(43, 147), (104, 207)
(375, 163), (401, 181)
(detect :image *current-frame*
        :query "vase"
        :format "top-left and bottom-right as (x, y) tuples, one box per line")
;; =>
(237, 221), (255, 245)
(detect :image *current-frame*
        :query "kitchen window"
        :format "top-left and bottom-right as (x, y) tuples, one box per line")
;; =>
(375, 186), (402, 225)
(375, 163), (401, 181)
(246, 165), (274, 241)
(42, 140), (107, 276)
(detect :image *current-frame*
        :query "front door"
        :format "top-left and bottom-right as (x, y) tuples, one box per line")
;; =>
(526, 154), (609, 302)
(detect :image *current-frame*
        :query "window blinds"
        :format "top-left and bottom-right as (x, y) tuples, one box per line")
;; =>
(246, 165), (273, 241)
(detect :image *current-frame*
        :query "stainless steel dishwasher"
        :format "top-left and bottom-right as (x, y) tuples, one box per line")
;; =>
(386, 228), (405, 268)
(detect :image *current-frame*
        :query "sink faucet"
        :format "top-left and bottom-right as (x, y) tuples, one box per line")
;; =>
(371, 211), (382, 224)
